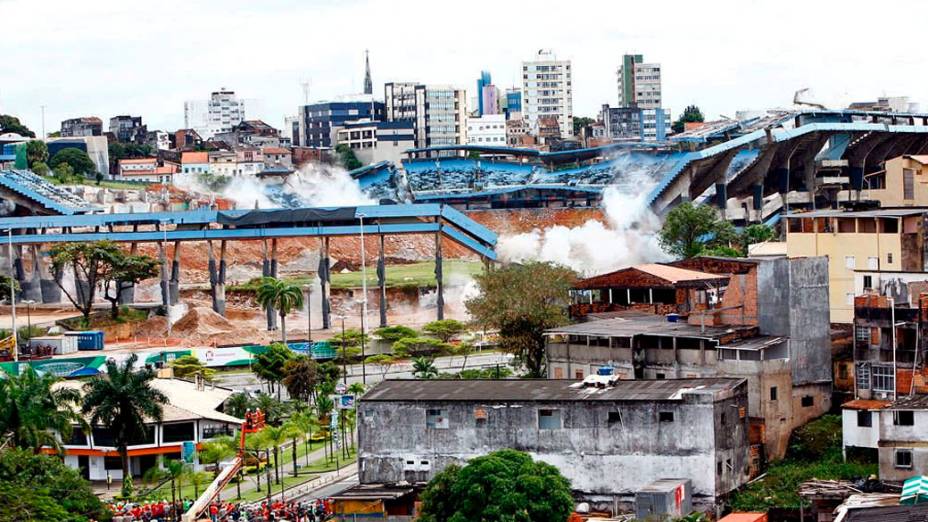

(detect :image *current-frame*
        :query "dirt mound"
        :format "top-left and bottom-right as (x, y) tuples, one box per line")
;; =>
(172, 306), (235, 336)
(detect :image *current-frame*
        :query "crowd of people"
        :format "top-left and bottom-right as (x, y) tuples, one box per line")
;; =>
(107, 498), (332, 522)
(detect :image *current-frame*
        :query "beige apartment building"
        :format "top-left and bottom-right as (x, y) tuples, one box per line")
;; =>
(862, 155), (928, 207)
(784, 208), (927, 323)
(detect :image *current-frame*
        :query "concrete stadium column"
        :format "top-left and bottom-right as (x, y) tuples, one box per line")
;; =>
(714, 183), (728, 216)
(262, 239), (278, 331)
(378, 234), (387, 328)
(37, 247), (61, 304)
(12, 245), (25, 301)
(207, 241), (226, 316)
(804, 162), (817, 209)
(118, 242), (137, 305)
(434, 227), (444, 321)
(169, 241), (181, 305)
(21, 245), (42, 303)
(158, 241), (169, 308)
(218, 241), (227, 316)
(752, 184), (764, 223)
(319, 237), (331, 330)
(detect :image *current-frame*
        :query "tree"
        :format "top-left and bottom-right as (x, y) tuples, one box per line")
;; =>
(260, 424), (298, 485)
(364, 354), (395, 380)
(373, 325), (417, 343)
(82, 353), (168, 494)
(99, 248), (160, 319)
(49, 241), (158, 324)
(52, 162), (79, 184)
(0, 115), (35, 137)
(0, 276), (19, 304)
(335, 143), (362, 170)
(466, 262), (576, 377)
(0, 366), (83, 451)
(0, 448), (107, 521)
(282, 355), (319, 402)
(25, 140), (48, 167)
(49, 148), (96, 177)
(31, 161), (49, 177)
(418, 449), (573, 522)
(253, 343), (294, 398)
(392, 336), (451, 358)
(224, 392), (251, 419)
(573, 116), (595, 136)
(412, 356), (438, 379)
(658, 202), (736, 259)
(198, 436), (236, 476)
(672, 104), (705, 134)
(255, 277), (304, 344)
(740, 224), (775, 255)
(422, 319), (466, 342)
(171, 354), (215, 381)
(108, 142), (152, 173)
(252, 392), (288, 426)
(289, 410), (321, 467)
(455, 341), (475, 373)
(144, 457), (189, 514)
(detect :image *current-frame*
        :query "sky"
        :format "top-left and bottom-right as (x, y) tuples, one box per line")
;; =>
(2, 0), (927, 136)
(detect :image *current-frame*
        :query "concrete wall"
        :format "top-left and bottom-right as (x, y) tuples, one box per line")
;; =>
(842, 409), (880, 450)
(358, 391), (749, 501)
(756, 256), (832, 385)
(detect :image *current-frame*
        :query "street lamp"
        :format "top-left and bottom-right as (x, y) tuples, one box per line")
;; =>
(21, 300), (34, 346)
(303, 284), (312, 343)
(358, 213), (368, 384)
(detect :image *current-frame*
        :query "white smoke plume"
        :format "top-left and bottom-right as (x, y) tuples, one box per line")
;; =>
(496, 175), (668, 276)
(174, 162), (374, 209)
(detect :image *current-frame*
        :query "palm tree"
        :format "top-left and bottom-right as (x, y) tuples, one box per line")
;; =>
(255, 277), (304, 344)
(198, 436), (236, 477)
(223, 392), (251, 419)
(412, 356), (439, 379)
(144, 457), (189, 518)
(289, 410), (321, 467)
(260, 424), (299, 486)
(315, 395), (335, 462)
(0, 367), (84, 451)
(82, 353), (168, 494)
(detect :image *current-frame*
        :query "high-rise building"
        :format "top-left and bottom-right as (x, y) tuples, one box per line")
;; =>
(414, 85), (467, 152)
(363, 50), (373, 96)
(617, 54), (662, 110)
(521, 50), (573, 138)
(504, 88), (522, 117)
(185, 88), (248, 139)
(480, 84), (499, 116)
(384, 82), (419, 122)
(476, 71), (492, 116)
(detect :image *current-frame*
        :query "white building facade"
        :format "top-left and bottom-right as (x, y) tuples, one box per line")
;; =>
(466, 114), (507, 146)
(185, 89), (247, 139)
(521, 50), (573, 138)
(414, 85), (467, 152)
(617, 54), (662, 110)
(842, 397), (928, 482)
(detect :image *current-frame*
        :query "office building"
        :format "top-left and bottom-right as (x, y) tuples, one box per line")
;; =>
(60, 117), (102, 137)
(413, 85), (467, 152)
(334, 120), (415, 165)
(618, 54), (662, 110)
(185, 89), (248, 139)
(358, 378), (749, 512)
(295, 96), (385, 148)
(521, 50), (573, 138)
(384, 82), (418, 122)
(466, 114), (506, 146)
(504, 88), (522, 119)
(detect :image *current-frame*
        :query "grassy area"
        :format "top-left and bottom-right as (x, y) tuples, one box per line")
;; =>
(236, 449), (357, 503)
(729, 415), (877, 511)
(229, 260), (484, 292)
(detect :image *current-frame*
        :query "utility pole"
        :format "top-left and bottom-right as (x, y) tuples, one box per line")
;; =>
(39, 105), (46, 141)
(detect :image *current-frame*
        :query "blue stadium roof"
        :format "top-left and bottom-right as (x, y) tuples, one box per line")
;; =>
(0, 169), (98, 215)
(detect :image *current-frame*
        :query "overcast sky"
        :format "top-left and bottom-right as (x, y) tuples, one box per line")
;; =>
(3, 0), (926, 136)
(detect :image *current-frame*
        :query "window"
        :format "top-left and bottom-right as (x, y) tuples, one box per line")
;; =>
(846, 292), (855, 306)
(888, 253), (894, 264)
(894, 411), (915, 426)
(839, 364), (849, 380)
(574, 370), (584, 379)
(857, 410), (872, 427)
(856, 326), (871, 343)
(770, 386), (778, 401)
(656, 373), (666, 380)
(538, 409), (561, 430)
(608, 412), (622, 426)
(721, 412), (727, 425)
(863, 275), (873, 290)
(717, 461), (723, 475)
(162, 422), (195, 443)
(873, 365), (895, 393)
(895, 449), (913, 469)
(857, 363), (871, 390)
(904, 169), (915, 200)
(867, 257), (879, 270)
(845, 256), (856, 269)
(801, 396), (814, 408)
(426, 409), (449, 429)
(658, 411), (674, 423)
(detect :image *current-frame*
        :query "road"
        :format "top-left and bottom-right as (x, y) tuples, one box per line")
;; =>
(215, 351), (513, 394)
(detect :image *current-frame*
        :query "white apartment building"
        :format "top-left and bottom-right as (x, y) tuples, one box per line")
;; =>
(521, 50), (573, 138)
(414, 85), (467, 152)
(466, 114), (507, 146)
(617, 54), (662, 110)
(842, 396), (928, 482)
(185, 88), (247, 139)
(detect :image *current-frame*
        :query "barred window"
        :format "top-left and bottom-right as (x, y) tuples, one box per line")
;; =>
(857, 363), (871, 390)
(872, 365), (895, 393)
(856, 326), (871, 343)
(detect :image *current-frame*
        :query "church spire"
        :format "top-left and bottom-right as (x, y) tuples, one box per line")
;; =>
(363, 50), (373, 95)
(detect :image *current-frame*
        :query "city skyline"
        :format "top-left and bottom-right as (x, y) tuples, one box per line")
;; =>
(3, 0), (928, 136)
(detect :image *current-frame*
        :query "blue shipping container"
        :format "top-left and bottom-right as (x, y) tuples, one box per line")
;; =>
(65, 331), (105, 350)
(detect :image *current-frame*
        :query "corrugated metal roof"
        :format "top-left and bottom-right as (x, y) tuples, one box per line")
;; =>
(784, 208), (928, 219)
(890, 395), (928, 411)
(546, 314), (737, 340)
(361, 377), (745, 403)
